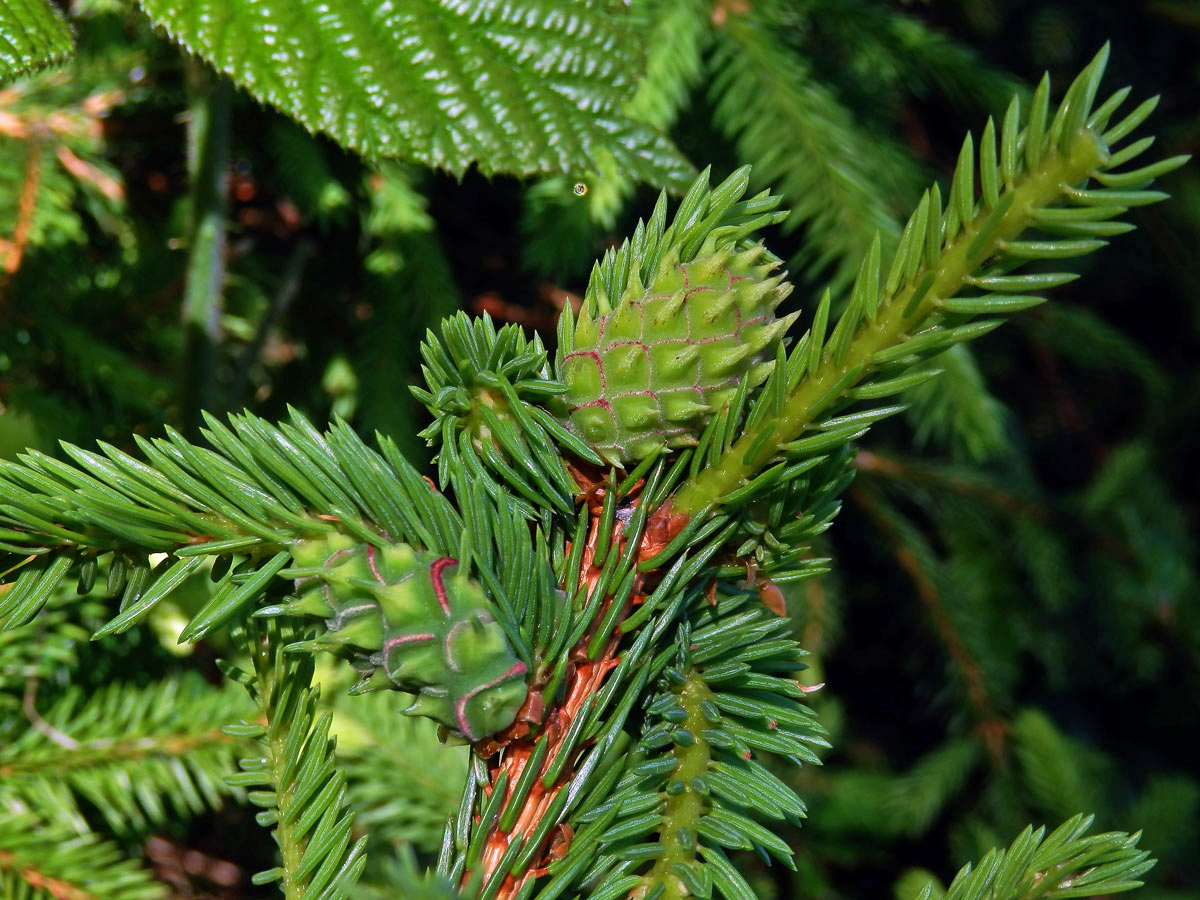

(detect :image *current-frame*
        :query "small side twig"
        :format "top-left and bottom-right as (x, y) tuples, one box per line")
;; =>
(0, 850), (90, 900)
(0, 141), (45, 323)
(853, 486), (1009, 765)
(227, 237), (311, 410)
(22, 676), (79, 751)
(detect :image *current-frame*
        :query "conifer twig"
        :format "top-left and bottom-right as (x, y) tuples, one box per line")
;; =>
(0, 140), (43, 321)
(671, 47), (1188, 516)
(635, 671), (714, 900)
(852, 485), (1008, 763)
(855, 449), (1049, 520)
(223, 622), (367, 899)
(854, 449), (1135, 560)
(228, 237), (310, 411)
(21, 675), (79, 750)
(0, 851), (91, 900)
(673, 126), (1114, 514)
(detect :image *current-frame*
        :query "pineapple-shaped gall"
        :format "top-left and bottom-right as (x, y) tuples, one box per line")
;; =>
(277, 533), (527, 742)
(560, 244), (796, 464)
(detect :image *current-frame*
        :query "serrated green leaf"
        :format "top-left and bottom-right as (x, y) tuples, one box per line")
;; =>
(0, 0), (73, 82)
(138, 0), (692, 184)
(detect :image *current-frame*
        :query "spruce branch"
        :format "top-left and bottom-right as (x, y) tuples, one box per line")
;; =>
(0, 813), (166, 900)
(635, 671), (715, 900)
(341, 164), (450, 466)
(449, 49), (1184, 900)
(0, 72), (127, 328)
(20, 310), (172, 425)
(266, 117), (354, 227)
(854, 447), (1140, 574)
(573, 0), (712, 228)
(0, 138), (43, 316)
(672, 45), (1188, 515)
(0, 409), (466, 634)
(222, 620), (367, 900)
(931, 815), (1153, 900)
(854, 450), (1051, 522)
(228, 236), (311, 414)
(335, 691), (468, 852)
(0, 42), (1186, 900)
(355, 848), (462, 900)
(900, 345), (1010, 462)
(1011, 709), (1104, 825)
(0, 592), (98, 691)
(0, 674), (252, 836)
(886, 737), (985, 838)
(800, 0), (1027, 114)
(710, 0), (915, 295)
(852, 484), (1006, 757)
(623, 0), (712, 139)
(451, 526), (827, 899)
(518, 0), (712, 277)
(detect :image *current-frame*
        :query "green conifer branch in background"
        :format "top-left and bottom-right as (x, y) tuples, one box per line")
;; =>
(571, 0), (713, 229)
(336, 690), (469, 852)
(0, 674), (251, 836)
(0, 813), (168, 900)
(710, 0), (913, 296)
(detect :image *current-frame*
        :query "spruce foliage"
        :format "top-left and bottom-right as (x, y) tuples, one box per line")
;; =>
(0, 4), (1195, 900)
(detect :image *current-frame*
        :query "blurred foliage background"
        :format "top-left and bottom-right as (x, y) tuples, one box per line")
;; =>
(0, 1), (1196, 899)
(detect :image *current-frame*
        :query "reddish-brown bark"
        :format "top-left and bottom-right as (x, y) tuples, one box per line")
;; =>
(466, 468), (690, 898)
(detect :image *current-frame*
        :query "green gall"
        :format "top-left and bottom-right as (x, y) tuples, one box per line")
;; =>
(559, 244), (796, 464)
